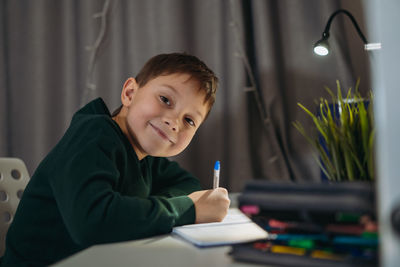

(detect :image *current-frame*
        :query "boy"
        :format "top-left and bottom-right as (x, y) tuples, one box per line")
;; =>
(1, 53), (230, 266)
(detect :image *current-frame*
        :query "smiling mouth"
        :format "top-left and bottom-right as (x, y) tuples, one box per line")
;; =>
(149, 123), (174, 144)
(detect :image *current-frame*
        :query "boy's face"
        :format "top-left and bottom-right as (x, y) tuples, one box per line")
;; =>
(115, 73), (209, 160)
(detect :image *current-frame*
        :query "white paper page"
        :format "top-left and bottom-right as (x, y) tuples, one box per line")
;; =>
(172, 208), (268, 247)
(176, 208), (251, 229)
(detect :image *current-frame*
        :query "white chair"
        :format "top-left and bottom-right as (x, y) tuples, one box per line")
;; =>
(0, 158), (30, 256)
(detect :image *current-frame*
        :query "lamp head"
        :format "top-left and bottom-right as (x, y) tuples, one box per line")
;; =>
(313, 33), (330, 56)
(313, 9), (381, 57)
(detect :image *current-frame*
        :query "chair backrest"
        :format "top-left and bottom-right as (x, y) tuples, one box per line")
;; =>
(0, 158), (30, 256)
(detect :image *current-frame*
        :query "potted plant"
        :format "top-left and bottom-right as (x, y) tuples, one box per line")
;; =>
(293, 80), (374, 182)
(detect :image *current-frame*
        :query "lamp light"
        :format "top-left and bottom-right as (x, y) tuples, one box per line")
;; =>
(313, 9), (381, 56)
(313, 33), (330, 56)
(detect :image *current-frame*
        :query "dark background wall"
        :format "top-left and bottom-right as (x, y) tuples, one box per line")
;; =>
(0, 0), (371, 191)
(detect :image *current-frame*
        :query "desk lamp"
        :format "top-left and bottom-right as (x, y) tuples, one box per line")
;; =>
(313, 9), (381, 56)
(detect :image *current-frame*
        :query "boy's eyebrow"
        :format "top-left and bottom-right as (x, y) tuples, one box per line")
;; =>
(161, 84), (180, 95)
(161, 84), (205, 121)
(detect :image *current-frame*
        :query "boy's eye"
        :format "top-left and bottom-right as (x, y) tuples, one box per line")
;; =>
(160, 96), (170, 106)
(185, 118), (195, 127)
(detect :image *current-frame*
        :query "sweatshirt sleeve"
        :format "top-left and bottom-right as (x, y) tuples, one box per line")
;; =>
(47, 133), (195, 247)
(150, 157), (203, 198)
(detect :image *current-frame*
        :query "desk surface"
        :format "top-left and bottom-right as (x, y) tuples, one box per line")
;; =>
(52, 234), (260, 267)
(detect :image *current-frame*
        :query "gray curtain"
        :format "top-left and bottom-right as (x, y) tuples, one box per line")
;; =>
(0, 0), (370, 192)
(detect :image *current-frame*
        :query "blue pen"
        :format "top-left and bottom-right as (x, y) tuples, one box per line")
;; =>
(213, 161), (220, 189)
(333, 236), (378, 247)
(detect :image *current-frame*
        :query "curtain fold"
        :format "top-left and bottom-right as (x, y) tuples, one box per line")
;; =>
(0, 0), (10, 156)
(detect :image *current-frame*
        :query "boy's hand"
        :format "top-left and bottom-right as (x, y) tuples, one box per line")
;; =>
(188, 188), (230, 224)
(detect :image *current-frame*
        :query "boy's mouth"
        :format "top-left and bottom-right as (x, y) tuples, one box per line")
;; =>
(149, 122), (175, 144)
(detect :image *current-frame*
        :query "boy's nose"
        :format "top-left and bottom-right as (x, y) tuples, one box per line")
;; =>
(164, 120), (178, 132)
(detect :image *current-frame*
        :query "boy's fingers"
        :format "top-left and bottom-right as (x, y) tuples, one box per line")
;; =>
(214, 187), (228, 194)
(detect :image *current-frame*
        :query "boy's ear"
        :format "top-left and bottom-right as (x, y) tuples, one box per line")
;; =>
(121, 77), (139, 106)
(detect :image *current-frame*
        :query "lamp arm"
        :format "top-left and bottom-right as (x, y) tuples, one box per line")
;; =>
(322, 9), (368, 44)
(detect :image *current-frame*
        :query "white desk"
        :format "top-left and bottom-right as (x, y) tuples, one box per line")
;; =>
(52, 234), (261, 267)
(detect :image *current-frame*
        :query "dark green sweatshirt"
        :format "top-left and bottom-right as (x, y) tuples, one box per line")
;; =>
(1, 98), (202, 266)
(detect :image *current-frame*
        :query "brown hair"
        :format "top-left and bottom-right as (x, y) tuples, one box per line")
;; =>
(112, 53), (218, 118)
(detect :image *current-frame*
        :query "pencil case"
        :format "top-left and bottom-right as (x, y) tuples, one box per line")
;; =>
(230, 181), (377, 267)
(230, 241), (377, 267)
(238, 180), (375, 215)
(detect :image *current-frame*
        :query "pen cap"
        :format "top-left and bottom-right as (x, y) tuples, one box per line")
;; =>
(214, 161), (220, 171)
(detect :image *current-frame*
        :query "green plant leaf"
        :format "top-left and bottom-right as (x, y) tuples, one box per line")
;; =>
(293, 79), (374, 181)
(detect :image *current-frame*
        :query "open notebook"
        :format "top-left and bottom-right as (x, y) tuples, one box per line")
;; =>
(172, 208), (268, 247)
